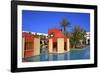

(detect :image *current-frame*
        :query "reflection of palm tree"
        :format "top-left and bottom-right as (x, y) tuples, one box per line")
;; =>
(60, 18), (70, 35)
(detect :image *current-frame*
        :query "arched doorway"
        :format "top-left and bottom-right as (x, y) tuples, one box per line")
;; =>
(53, 42), (57, 53)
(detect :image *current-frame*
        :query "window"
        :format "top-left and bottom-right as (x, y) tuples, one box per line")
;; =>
(25, 42), (33, 50)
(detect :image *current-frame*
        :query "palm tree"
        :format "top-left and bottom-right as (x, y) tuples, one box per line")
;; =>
(70, 25), (86, 48)
(60, 18), (70, 35)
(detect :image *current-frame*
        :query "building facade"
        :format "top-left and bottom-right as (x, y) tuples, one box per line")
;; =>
(85, 32), (90, 45)
(22, 28), (70, 59)
(22, 32), (40, 58)
(48, 28), (70, 53)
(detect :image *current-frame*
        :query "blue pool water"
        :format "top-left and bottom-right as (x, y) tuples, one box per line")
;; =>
(24, 46), (90, 62)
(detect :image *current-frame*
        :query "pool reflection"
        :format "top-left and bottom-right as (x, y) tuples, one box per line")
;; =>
(24, 47), (90, 62)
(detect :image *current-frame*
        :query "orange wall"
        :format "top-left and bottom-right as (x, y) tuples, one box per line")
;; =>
(23, 32), (34, 58)
(24, 50), (34, 58)
(48, 28), (68, 42)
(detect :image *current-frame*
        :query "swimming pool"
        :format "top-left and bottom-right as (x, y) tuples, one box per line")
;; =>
(24, 46), (90, 62)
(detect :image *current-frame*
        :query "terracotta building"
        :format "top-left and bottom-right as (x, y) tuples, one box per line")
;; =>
(22, 28), (70, 58)
(22, 32), (40, 58)
(48, 28), (70, 53)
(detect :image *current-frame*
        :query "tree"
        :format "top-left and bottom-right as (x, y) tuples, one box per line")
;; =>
(60, 18), (70, 35)
(70, 25), (86, 48)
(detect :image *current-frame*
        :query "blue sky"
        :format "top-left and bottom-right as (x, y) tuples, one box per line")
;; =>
(22, 10), (90, 34)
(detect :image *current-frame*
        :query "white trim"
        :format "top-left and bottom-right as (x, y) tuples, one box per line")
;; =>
(17, 5), (94, 68)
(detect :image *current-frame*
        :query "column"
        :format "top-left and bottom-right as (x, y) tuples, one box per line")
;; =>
(57, 38), (64, 53)
(67, 38), (70, 52)
(48, 39), (53, 53)
(22, 37), (25, 58)
(80, 40), (83, 45)
(86, 39), (88, 45)
(34, 38), (40, 56)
